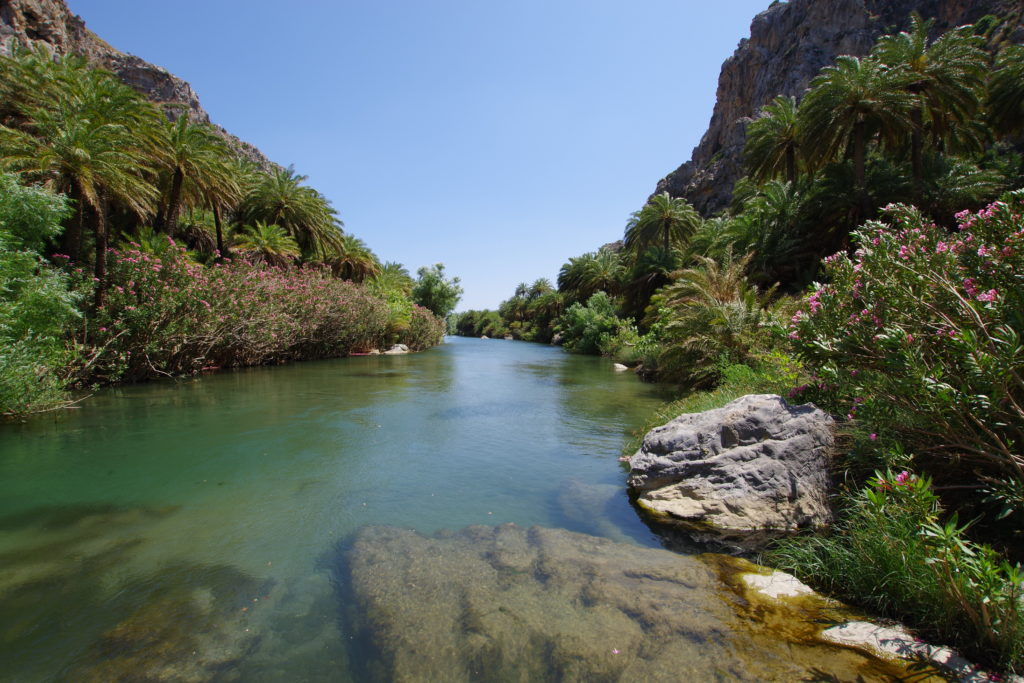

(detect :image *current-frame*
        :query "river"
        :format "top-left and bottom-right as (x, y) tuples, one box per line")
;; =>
(0, 336), (678, 680)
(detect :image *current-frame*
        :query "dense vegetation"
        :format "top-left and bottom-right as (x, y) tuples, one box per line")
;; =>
(456, 13), (1024, 673)
(0, 47), (454, 417)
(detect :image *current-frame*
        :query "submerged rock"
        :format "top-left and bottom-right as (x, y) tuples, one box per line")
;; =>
(343, 524), (927, 681)
(626, 394), (833, 541)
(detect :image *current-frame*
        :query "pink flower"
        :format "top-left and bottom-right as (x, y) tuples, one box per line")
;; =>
(869, 433), (877, 441)
(977, 289), (998, 303)
(894, 471), (911, 486)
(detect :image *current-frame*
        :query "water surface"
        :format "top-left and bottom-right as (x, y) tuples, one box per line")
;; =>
(0, 337), (674, 680)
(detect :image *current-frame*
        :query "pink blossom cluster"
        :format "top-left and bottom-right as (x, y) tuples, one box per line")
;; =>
(79, 239), (444, 383)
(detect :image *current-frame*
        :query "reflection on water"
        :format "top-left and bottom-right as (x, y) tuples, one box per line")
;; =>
(0, 337), (671, 680)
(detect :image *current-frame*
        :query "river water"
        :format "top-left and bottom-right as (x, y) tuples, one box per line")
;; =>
(0, 337), (678, 681)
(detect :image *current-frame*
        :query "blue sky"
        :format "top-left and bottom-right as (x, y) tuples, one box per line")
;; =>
(66, 0), (770, 310)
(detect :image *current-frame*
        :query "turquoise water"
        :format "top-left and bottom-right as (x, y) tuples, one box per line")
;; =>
(0, 337), (675, 681)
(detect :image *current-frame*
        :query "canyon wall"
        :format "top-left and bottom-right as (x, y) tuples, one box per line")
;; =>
(655, 0), (1024, 215)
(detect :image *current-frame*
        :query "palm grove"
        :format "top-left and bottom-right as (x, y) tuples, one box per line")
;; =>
(0, 46), (464, 416)
(453, 14), (1024, 674)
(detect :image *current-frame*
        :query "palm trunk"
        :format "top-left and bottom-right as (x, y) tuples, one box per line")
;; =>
(62, 183), (84, 261)
(911, 107), (924, 204)
(164, 167), (185, 237)
(93, 194), (109, 310)
(853, 119), (869, 222)
(212, 201), (228, 259)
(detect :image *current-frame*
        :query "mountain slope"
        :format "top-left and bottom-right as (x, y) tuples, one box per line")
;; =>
(655, 0), (1024, 216)
(0, 0), (271, 166)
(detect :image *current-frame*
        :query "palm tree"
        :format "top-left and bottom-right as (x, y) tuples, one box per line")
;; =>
(0, 60), (163, 305)
(238, 166), (343, 258)
(370, 261), (415, 296)
(655, 251), (773, 386)
(528, 278), (553, 299)
(557, 249), (624, 304)
(231, 221), (301, 267)
(872, 14), (987, 197)
(798, 56), (915, 219)
(156, 113), (240, 238)
(624, 192), (702, 254)
(323, 234), (380, 282)
(621, 245), (681, 321)
(744, 95), (801, 183)
(725, 180), (806, 286)
(988, 44), (1024, 138)
(0, 45), (74, 127)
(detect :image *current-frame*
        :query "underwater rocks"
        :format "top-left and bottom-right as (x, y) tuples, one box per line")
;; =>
(343, 523), (927, 682)
(626, 394), (833, 542)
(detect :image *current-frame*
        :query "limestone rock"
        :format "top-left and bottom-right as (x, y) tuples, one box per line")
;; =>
(612, 363), (629, 372)
(821, 622), (1008, 682)
(342, 524), (927, 681)
(653, 0), (1023, 216)
(627, 394), (833, 534)
(383, 344), (409, 355)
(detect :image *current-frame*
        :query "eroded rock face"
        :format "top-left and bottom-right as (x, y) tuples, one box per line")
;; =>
(655, 0), (1024, 215)
(627, 394), (833, 534)
(0, 0), (272, 167)
(343, 524), (923, 681)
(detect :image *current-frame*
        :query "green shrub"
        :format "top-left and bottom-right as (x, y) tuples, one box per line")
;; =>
(650, 252), (777, 387)
(400, 304), (445, 351)
(411, 263), (463, 318)
(0, 175), (79, 417)
(769, 472), (1024, 674)
(555, 291), (624, 354)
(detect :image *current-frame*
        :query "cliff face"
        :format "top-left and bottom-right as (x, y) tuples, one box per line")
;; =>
(0, 0), (271, 166)
(656, 0), (1024, 216)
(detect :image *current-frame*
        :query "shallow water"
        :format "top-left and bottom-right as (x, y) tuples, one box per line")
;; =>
(0, 337), (676, 681)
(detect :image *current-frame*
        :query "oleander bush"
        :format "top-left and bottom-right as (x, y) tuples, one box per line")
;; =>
(787, 193), (1024, 496)
(401, 304), (446, 351)
(79, 239), (401, 383)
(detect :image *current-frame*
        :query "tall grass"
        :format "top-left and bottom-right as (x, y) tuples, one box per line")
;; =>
(768, 473), (1024, 674)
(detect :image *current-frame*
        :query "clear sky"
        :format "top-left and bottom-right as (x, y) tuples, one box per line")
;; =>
(65, 0), (770, 310)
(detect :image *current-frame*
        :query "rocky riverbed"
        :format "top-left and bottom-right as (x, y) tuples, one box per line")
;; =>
(339, 523), (950, 682)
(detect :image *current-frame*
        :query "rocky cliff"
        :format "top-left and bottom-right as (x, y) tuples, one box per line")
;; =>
(656, 0), (1024, 216)
(0, 0), (271, 166)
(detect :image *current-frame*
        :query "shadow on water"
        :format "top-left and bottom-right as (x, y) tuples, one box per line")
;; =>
(323, 534), (384, 683)
(0, 502), (273, 682)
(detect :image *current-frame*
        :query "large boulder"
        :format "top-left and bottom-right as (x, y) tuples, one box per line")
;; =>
(627, 394), (833, 535)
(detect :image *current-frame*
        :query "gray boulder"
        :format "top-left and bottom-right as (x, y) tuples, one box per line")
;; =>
(627, 394), (833, 533)
(383, 344), (409, 355)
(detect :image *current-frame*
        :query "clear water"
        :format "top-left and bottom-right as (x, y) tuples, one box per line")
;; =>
(0, 337), (675, 681)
